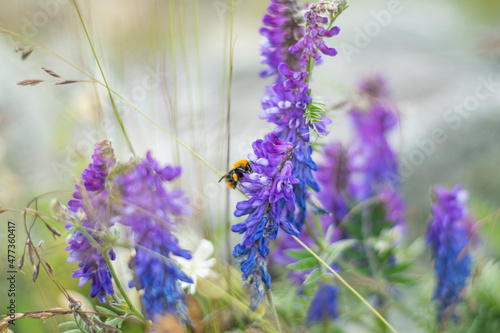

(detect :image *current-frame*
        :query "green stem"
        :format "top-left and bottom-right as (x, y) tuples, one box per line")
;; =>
(305, 56), (315, 84)
(103, 250), (146, 323)
(224, 0), (236, 290)
(361, 207), (379, 280)
(71, 224), (146, 323)
(322, 318), (331, 333)
(73, 224), (103, 252)
(72, 0), (135, 156)
(312, 213), (325, 241)
(361, 206), (388, 333)
(265, 287), (282, 333)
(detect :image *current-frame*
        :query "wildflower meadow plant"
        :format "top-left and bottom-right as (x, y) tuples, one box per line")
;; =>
(113, 151), (193, 322)
(229, 0), (349, 312)
(270, 74), (409, 327)
(55, 141), (196, 326)
(260, 0), (348, 233)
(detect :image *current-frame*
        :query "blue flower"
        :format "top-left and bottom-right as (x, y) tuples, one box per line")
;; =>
(114, 152), (193, 322)
(426, 184), (475, 322)
(261, 62), (331, 232)
(237, 0), (348, 310)
(306, 283), (339, 323)
(231, 134), (300, 309)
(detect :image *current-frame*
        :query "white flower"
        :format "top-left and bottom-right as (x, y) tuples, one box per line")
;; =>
(175, 239), (216, 294)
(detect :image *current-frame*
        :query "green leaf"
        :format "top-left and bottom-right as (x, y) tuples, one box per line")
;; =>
(285, 249), (313, 260)
(324, 239), (357, 264)
(385, 273), (418, 284)
(303, 268), (322, 286)
(383, 261), (412, 276)
(75, 316), (89, 333)
(62, 330), (85, 333)
(105, 317), (125, 328)
(95, 306), (117, 316)
(302, 283), (314, 298)
(58, 322), (78, 330)
(109, 302), (128, 312)
(288, 257), (320, 271)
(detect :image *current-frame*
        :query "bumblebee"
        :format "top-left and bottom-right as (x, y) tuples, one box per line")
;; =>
(219, 160), (253, 189)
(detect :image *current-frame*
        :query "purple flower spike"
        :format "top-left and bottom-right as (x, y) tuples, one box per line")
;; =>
(62, 142), (194, 323)
(65, 140), (116, 303)
(348, 75), (400, 202)
(288, 1), (347, 67)
(260, 71), (318, 232)
(316, 142), (350, 228)
(258, 1), (349, 233)
(237, 0), (349, 311)
(114, 152), (192, 322)
(232, 134), (299, 309)
(426, 184), (475, 322)
(347, 74), (406, 230)
(259, 0), (305, 79)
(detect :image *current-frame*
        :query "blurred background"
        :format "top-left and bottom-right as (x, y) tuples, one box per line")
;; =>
(0, 0), (499, 332)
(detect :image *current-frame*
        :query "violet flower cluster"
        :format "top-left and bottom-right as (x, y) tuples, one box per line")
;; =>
(260, 1), (346, 232)
(231, 134), (300, 310)
(288, 1), (344, 66)
(348, 75), (401, 202)
(65, 140), (116, 303)
(273, 142), (349, 267)
(315, 141), (350, 236)
(63, 141), (193, 322)
(259, 0), (304, 78)
(114, 152), (193, 322)
(273, 75), (405, 323)
(276, 75), (405, 263)
(347, 75), (405, 226)
(231, 0), (348, 313)
(426, 184), (475, 322)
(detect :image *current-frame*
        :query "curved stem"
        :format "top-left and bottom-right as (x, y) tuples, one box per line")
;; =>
(70, 223), (146, 323)
(265, 287), (282, 333)
(72, 0), (135, 156)
(103, 250), (146, 323)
